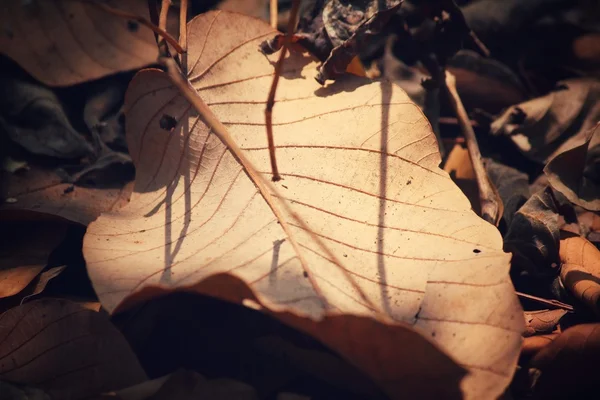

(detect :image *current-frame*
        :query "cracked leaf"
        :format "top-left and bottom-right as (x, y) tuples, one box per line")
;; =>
(83, 11), (523, 399)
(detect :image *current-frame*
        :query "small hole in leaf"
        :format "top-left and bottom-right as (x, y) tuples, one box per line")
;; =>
(127, 20), (139, 32)
(160, 114), (177, 131)
(473, 249), (481, 253)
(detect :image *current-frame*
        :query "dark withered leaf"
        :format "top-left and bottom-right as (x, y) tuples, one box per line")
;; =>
(83, 76), (129, 152)
(504, 186), (560, 276)
(266, 1), (403, 82)
(316, 0), (403, 84)
(0, 76), (93, 159)
(461, 0), (572, 47)
(490, 78), (600, 164)
(485, 158), (531, 233)
(447, 50), (527, 113)
(544, 124), (600, 211)
(61, 151), (134, 189)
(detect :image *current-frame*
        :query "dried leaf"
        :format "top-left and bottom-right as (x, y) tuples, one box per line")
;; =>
(266, 1), (402, 83)
(315, 1), (403, 84)
(545, 124), (600, 211)
(0, 381), (50, 400)
(0, 299), (147, 399)
(559, 236), (600, 315)
(1, 165), (133, 225)
(0, 76), (93, 159)
(521, 333), (558, 357)
(504, 186), (560, 276)
(0, 0), (159, 87)
(443, 143), (480, 215)
(83, 76), (129, 151)
(523, 309), (568, 337)
(490, 79), (600, 163)
(529, 323), (600, 399)
(84, 11), (523, 399)
(447, 50), (527, 114)
(150, 370), (258, 400)
(21, 265), (68, 304)
(0, 221), (67, 298)
(485, 159), (531, 233)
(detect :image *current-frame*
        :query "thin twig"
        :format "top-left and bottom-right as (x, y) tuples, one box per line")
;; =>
(270, 0), (278, 29)
(444, 70), (500, 225)
(87, 0), (183, 54)
(264, 0), (302, 182)
(179, 0), (188, 74)
(158, 0), (171, 54)
(469, 30), (490, 57)
(516, 291), (574, 312)
(159, 56), (381, 317)
(179, 0), (188, 53)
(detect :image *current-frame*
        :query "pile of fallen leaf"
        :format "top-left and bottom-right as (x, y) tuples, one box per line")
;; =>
(0, 0), (599, 399)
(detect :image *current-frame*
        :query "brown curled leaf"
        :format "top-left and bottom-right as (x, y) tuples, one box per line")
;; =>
(559, 236), (600, 315)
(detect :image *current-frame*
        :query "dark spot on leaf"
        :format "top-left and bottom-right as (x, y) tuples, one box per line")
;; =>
(63, 185), (75, 194)
(473, 249), (481, 253)
(406, 179), (412, 185)
(509, 107), (526, 124)
(160, 114), (177, 131)
(343, 254), (347, 257)
(127, 20), (139, 32)
(431, 331), (436, 337)
(303, 271), (308, 278)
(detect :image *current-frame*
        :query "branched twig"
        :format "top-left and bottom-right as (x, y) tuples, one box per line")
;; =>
(264, 0), (302, 182)
(444, 71), (500, 225)
(86, 0), (183, 54)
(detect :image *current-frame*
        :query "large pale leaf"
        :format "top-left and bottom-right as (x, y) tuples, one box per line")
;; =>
(0, 0), (158, 86)
(84, 11), (523, 399)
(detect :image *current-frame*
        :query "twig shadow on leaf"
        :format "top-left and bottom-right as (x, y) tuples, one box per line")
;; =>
(379, 80), (392, 316)
(161, 113), (192, 284)
(264, 52), (314, 80)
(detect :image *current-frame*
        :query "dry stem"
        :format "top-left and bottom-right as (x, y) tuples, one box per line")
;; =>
(264, 0), (302, 182)
(516, 291), (574, 312)
(444, 71), (500, 225)
(270, 0), (278, 29)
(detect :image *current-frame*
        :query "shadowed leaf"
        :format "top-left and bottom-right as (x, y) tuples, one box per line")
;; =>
(0, 0), (158, 86)
(0, 299), (146, 399)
